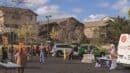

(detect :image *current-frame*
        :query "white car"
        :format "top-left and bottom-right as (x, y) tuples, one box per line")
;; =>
(51, 43), (72, 57)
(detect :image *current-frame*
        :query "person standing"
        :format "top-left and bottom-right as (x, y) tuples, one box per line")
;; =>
(39, 43), (45, 64)
(9, 45), (15, 62)
(15, 42), (27, 73)
(1, 45), (8, 63)
(108, 44), (117, 70)
(36, 45), (40, 56)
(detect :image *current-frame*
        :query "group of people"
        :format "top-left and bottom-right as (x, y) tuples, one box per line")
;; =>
(95, 44), (117, 70)
(0, 42), (52, 73)
(38, 43), (51, 64)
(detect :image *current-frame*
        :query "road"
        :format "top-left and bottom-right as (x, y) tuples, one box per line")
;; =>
(0, 56), (130, 73)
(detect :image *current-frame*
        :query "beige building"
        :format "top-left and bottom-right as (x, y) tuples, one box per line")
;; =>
(0, 6), (38, 44)
(84, 17), (112, 38)
(0, 6), (37, 32)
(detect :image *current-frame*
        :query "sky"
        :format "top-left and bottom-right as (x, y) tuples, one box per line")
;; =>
(0, 0), (130, 22)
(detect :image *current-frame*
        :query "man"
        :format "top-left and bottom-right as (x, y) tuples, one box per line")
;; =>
(39, 43), (45, 64)
(9, 45), (15, 62)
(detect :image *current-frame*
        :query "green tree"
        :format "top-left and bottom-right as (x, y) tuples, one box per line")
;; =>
(49, 27), (58, 41)
(16, 25), (36, 43)
(98, 16), (130, 45)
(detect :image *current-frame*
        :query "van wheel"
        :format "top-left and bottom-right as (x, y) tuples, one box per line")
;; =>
(56, 51), (63, 57)
(116, 63), (124, 70)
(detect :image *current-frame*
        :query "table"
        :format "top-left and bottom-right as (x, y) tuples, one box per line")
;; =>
(97, 57), (112, 61)
(0, 62), (21, 73)
(96, 57), (117, 70)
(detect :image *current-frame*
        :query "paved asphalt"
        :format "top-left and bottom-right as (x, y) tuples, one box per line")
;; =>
(0, 56), (130, 73)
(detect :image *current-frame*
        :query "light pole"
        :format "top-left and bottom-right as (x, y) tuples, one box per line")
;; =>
(45, 15), (51, 41)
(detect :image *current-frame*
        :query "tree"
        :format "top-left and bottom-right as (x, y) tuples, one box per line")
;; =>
(16, 25), (37, 43)
(97, 16), (130, 45)
(49, 27), (58, 41)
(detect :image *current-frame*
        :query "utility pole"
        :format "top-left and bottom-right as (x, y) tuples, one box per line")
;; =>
(45, 15), (51, 41)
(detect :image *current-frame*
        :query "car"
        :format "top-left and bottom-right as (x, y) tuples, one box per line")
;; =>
(79, 44), (107, 57)
(51, 43), (72, 57)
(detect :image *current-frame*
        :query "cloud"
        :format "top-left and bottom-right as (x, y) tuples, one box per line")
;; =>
(84, 14), (106, 22)
(11, 0), (49, 8)
(100, 0), (130, 15)
(35, 5), (77, 19)
(112, 0), (130, 14)
(72, 8), (83, 13)
(35, 5), (60, 15)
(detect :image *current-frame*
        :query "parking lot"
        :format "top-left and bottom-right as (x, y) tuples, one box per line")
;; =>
(0, 56), (130, 73)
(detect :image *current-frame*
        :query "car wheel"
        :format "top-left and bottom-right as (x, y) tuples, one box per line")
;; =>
(56, 51), (63, 57)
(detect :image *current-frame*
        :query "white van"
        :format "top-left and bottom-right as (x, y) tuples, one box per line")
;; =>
(117, 34), (130, 65)
(51, 43), (72, 57)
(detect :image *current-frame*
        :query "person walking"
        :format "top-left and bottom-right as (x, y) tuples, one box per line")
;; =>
(39, 43), (45, 64)
(15, 42), (27, 73)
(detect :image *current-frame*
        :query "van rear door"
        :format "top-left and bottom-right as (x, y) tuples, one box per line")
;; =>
(117, 34), (130, 64)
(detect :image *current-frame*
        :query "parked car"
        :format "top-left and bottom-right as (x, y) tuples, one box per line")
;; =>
(51, 43), (72, 57)
(79, 44), (107, 58)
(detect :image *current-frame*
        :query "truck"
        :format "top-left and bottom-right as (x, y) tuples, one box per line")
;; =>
(117, 34), (130, 66)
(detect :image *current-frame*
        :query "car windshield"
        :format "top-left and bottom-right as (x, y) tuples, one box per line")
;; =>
(56, 45), (72, 48)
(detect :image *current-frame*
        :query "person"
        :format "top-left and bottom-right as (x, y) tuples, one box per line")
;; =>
(108, 44), (117, 70)
(30, 45), (35, 61)
(78, 46), (86, 58)
(95, 52), (107, 68)
(1, 45), (8, 63)
(44, 45), (48, 58)
(68, 48), (73, 60)
(39, 43), (45, 64)
(36, 45), (40, 56)
(26, 47), (31, 61)
(15, 42), (27, 73)
(9, 45), (15, 62)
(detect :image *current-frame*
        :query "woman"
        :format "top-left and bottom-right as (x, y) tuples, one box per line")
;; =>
(108, 44), (117, 70)
(15, 42), (27, 73)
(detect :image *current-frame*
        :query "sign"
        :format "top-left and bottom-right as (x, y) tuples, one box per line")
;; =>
(121, 35), (127, 43)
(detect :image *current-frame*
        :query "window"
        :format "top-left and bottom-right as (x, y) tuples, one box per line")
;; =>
(11, 13), (20, 19)
(29, 15), (33, 21)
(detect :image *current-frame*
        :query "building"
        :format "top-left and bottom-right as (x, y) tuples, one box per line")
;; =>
(0, 6), (37, 32)
(38, 17), (84, 43)
(84, 17), (112, 39)
(0, 6), (38, 43)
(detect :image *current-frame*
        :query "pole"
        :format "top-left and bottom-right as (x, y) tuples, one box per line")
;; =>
(45, 15), (51, 41)
(47, 17), (49, 41)
(64, 48), (67, 60)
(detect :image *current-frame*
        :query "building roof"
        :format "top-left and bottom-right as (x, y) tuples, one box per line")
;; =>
(39, 17), (83, 25)
(84, 16), (112, 28)
(84, 21), (107, 27)
(0, 6), (37, 16)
